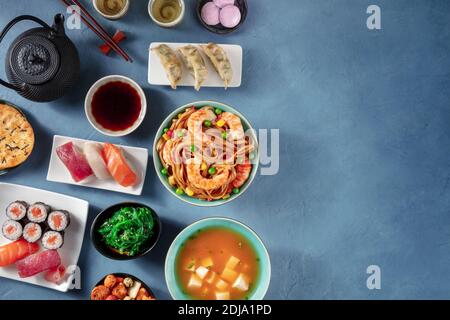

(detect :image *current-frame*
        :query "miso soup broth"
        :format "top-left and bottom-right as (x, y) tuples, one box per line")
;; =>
(176, 227), (260, 300)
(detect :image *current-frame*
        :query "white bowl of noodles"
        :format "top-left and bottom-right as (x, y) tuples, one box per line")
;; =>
(153, 101), (259, 207)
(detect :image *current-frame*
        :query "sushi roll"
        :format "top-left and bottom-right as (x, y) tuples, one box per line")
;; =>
(22, 223), (42, 243)
(47, 210), (70, 232)
(42, 231), (64, 250)
(6, 201), (28, 221)
(2, 220), (23, 241)
(27, 202), (50, 223)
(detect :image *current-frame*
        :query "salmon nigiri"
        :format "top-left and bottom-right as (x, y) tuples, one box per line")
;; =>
(0, 239), (39, 267)
(102, 143), (138, 187)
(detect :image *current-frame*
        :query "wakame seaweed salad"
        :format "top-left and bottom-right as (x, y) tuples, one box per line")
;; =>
(98, 206), (155, 256)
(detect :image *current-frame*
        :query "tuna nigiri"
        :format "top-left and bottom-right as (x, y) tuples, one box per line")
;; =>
(0, 239), (40, 267)
(102, 143), (138, 187)
(16, 249), (61, 278)
(56, 142), (93, 182)
(84, 142), (110, 180)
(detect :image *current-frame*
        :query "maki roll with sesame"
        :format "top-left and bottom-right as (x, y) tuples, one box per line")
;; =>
(27, 202), (50, 223)
(47, 210), (70, 232)
(42, 231), (64, 250)
(6, 201), (28, 221)
(2, 220), (23, 241)
(22, 222), (42, 243)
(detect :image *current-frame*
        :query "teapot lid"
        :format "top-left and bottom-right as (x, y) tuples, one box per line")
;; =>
(9, 35), (60, 85)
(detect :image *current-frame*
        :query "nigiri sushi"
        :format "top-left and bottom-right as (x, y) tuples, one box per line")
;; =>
(0, 239), (39, 267)
(56, 142), (93, 182)
(16, 249), (61, 278)
(84, 142), (110, 180)
(102, 143), (138, 187)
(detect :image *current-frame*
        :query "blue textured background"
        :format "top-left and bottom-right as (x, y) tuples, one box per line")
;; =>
(1, 0), (450, 300)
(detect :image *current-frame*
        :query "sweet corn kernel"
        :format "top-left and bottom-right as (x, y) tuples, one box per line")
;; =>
(201, 162), (208, 171)
(163, 133), (170, 141)
(186, 187), (195, 197)
(216, 119), (226, 127)
(222, 194), (231, 200)
(168, 176), (176, 186)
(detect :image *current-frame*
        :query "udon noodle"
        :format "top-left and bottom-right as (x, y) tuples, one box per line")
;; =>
(157, 106), (256, 201)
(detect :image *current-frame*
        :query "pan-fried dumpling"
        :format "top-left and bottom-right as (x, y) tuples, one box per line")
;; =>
(152, 44), (182, 89)
(201, 43), (233, 89)
(178, 45), (208, 91)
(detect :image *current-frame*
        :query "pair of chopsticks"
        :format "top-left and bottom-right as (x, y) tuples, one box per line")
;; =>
(60, 0), (132, 62)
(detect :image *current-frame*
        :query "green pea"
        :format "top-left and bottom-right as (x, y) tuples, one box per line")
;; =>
(204, 120), (212, 127)
(233, 188), (240, 194)
(208, 167), (217, 175)
(161, 168), (168, 176)
(163, 128), (169, 133)
(191, 145), (196, 152)
(221, 132), (228, 139)
(177, 130), (184, 138)
(214, 108), (223, 115)
(176, 188), (184, 195)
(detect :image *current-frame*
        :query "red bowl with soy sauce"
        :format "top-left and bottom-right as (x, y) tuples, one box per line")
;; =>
(85, 75), (147, 137)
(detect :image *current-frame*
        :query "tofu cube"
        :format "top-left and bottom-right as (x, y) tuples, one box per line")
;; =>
(232, 274), (249, 292)
(221, 268), (238, 283)
(187, 274), (203, 289)
(206, 271), (217, 284)
(215, 279), (229, 291)
(201, 257), (214, 268)
(225, 256), (240, 270)
(196, 266), (209, 279)
(215, 291), (230, 300)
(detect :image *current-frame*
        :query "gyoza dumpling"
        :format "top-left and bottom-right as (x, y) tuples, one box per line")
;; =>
(178, 45), (208, 91)
(201, 43), (233, 89)
(152, 44), (182, 89)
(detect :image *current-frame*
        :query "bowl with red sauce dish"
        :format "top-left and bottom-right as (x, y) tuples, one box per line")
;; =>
(85, 75), (147, 137)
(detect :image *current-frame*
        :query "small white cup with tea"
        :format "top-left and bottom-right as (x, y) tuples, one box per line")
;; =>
(148, 0), (185, 27)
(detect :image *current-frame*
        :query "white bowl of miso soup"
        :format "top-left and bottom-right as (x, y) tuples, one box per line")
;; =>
(165, 217), (271, 300)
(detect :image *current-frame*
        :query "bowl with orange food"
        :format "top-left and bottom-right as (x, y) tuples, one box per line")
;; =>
(165, 217), (271, 300)
(153, 101), (259, 207)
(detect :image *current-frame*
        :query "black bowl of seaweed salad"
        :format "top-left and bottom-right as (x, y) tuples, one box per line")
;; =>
(91, 202), (162, 260)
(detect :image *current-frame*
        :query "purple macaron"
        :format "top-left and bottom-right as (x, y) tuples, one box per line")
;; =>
(219, 5), (241, 28)
(213, 0), (235, 8)
(201, 2), (220, 26)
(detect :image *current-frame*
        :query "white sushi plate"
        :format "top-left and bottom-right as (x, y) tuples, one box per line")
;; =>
(47, 135), (148, 196)
(0, 183), (89, 292)
(148, 42), (243, 88)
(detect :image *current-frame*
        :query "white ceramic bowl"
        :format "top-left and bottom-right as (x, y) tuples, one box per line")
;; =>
(148, 0), (185, 28)
(93, 0), (130, 20)
(85, 75), (147, 137)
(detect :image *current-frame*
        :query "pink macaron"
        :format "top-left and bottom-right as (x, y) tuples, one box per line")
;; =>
(213, 0), (235, 8)
(201, 2), (220, 26)
(219, 5), (241, 28)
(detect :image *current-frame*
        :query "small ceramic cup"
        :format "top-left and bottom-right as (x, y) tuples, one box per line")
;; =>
(93, 0), (130, 20)
(85, 75), (147, 137)
(148, 0), (185, 28)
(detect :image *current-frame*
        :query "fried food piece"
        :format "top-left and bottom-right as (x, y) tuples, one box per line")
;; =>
(112, 283), (128, 299)
(91, 285), (110, 300)
(104, 274), (117, 288)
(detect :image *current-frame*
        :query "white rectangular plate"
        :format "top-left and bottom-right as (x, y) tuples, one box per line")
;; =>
(47, 135), (148, 196)
(0, 183), (88, 292)
(148, 42), (242, 88)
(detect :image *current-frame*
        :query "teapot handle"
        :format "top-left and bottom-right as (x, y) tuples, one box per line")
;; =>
(0, 15), (51, 92)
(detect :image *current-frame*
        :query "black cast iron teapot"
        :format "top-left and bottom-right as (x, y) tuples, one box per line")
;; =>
(0, 14), (80, 102)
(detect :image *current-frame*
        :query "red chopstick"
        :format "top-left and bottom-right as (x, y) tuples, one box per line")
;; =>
(60, 0), (132, 62)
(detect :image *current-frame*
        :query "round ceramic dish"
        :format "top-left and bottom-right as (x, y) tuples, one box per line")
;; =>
(196, 0), (248, 35)
(93, 0), (130, 20)
(148, 0), (185, 28)
(90, 202), (162, 261)
(92, 273), (156, 300)
(153, 100), (259, 207)
(85, 75), (147, 137)
(165, 217), (271, 300)
(0, 100), (34, 176)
